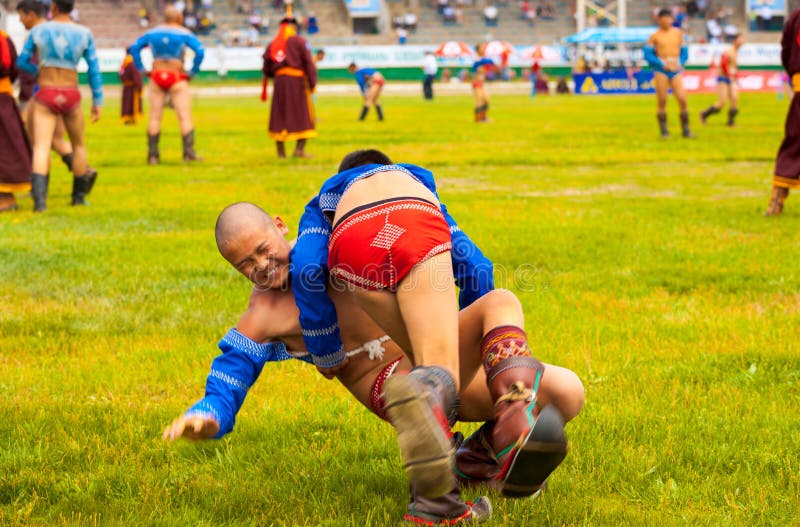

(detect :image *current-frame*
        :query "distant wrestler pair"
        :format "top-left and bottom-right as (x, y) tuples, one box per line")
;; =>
(164, 149), (585, 524)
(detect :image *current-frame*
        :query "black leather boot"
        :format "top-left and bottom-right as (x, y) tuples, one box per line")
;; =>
(71, 173), (93, 206)
(31, 172), (49, 212)
(148, 133), (160, 165)
(182, 130), (202, 162)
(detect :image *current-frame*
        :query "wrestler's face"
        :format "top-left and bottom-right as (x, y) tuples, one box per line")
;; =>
(227, 217), (291, 290)
(658, 15), (673, 30)
(17, 11), (38, 29)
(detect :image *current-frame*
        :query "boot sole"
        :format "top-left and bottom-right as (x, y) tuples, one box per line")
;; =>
(501, 405), (567, 498)
(383, 375), (455, 499)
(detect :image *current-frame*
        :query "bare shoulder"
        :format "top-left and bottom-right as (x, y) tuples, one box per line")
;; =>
(236, 287), (300, 343)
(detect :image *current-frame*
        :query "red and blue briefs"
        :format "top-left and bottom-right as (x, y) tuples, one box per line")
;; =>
(328, 197), (452, 290)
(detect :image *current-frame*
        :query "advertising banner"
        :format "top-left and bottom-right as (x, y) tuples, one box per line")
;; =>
(575, 70), (785, 95)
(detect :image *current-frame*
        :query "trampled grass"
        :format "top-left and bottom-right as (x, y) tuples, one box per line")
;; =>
(1, 88), (799, 526)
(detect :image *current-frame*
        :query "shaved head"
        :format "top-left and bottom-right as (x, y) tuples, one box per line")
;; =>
(164, 5), (183, 23)
(215, 202), (274, 258)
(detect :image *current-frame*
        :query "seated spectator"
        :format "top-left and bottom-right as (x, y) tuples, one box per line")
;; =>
(454, 6), (463, 23)
(201, 0), (213, 8)
(70, 7), (80, 22)
(396, 27), (407, 44)
(442, 5), (456, 24)
(483, 3), (498, 26)
(537, 0), (555, 19)
(249, 10), (263, 31)
(247, 25), (259, 45)
(526, 7), (536, 25)
(672, 5), (687, 31)
(138, 6), (150, 28)
(184, 11), (199, 32)
(519, 0), (529, 20)
(441, 68), (452, 83)
(393, 14), (404, 29)
(706, 16), (722, 43)
(174, 0), (186, 14)
(437, 0), (448, 14)
(756, 4), (773, 31)
(404, 12), (417, 32)
(555, 76), (570, 94)
(307, 12), (319, 34)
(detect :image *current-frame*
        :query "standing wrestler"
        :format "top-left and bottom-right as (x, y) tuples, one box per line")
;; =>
(16, 0), (97, 204)
(261, 3), (317, 159)
(119, 47), (143, 125)
(17, 0), (103, 212)
(130, 5), (204, 165)
(348, 63), (385, 121)
(471, 46), (494, 123)
(766, 6), (800, 216)
(645, 8), (693, 138)
(0, 27), (32, 212)
(700, 34), (744, 127)
(162, 202), (581, 523)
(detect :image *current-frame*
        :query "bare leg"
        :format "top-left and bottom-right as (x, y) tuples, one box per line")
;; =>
(147, 86), (166, 136)
(701, 81), (728, 123)
(60, 105), (87, 177)
(654, 73), (670, 137)
(30, 102), (59, 176)
(169, 80), (194, 135)
(51, 117), (73, 158)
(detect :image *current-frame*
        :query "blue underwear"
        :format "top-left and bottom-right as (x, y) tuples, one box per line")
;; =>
(717, 76), (732, 85)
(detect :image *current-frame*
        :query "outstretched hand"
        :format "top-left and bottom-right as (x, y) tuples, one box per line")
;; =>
(163, 414), (220, 442)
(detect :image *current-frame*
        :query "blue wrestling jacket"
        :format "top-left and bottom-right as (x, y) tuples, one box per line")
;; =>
(354, 68), (377, 93)
(472, 57), (495, 72)
(129, 26), (205, 76)
(186, 328), (312, 438)
(17, 21), (103, 105)
(643, 45), (688, 73)
(290, 163), (495, 369)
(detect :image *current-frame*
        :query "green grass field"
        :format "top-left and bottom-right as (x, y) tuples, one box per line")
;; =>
(1, 89), (799, 526)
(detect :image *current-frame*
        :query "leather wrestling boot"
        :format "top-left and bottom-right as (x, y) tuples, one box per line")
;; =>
(0, 193), (18, 212)
(657, 112), (669, 138)
(727, 108), (739, 127)
(764, 186), (789, 217)
(147, 133), (160, 165)
(31, 172), (49, 212)
(405, 482), (492, 525)
(454, 422), (501, 491)
(680, 111), (695, 138)
(71, 173), (93, 206)
(700, 105), (720, 124)
(479, 326), (568, 498)
(182, 129), (203, 162)
(383, 366), (460, 499)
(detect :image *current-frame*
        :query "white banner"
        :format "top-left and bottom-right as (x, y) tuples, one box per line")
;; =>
(687, 43), (782, 67)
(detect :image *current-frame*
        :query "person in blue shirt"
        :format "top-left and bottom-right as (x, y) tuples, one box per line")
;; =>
(348, 62), (385, 121)
(130, 5), (205, 164)
(290, 149), (499, 499)
(17, 0), (103, 211)
(644, 9), (693, 138)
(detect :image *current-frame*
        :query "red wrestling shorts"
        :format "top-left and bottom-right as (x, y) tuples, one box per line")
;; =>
(34, 87), (81, 114)
(150, 69), (188, 91)
(328, 197), (452, 290)
(371, 72), (385, 87)
(370, 357), (402, 421)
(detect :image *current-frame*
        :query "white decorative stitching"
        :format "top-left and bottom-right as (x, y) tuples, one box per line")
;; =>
(302, 324), (338, 338)
(330, 266), (388, 290)
(299, 226), (331, 239)
(209, 369), (249, 391)
(222, 328), (287, 361)
(421, 241), (453, 262)
(329, 201), (443, 247)
(450, 225), (462, 234)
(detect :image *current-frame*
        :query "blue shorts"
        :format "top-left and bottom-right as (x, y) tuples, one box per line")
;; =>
(717, 76), (732, 85)
(653, 67), (681, 81)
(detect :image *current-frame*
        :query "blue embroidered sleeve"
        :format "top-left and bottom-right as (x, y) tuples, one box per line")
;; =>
(17, 33), (38, 76)
(184, 328), (294, 438)
(440, 203), (494, 308)
(187, 34), (205, 76)
(290, 198), (345, 368)
(83, 33), (103, 106)
(130, 33), (149, 71)
(679, 45), (688, 66)
(643, 46), (664, 69)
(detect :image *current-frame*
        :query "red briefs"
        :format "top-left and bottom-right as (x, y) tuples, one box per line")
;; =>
(371, 72), (385, 87)
(328, 197), (452, 290)
(150, 69), (188, 91)
(34, 86), (81, 115)
(370, 357), (402, 421)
